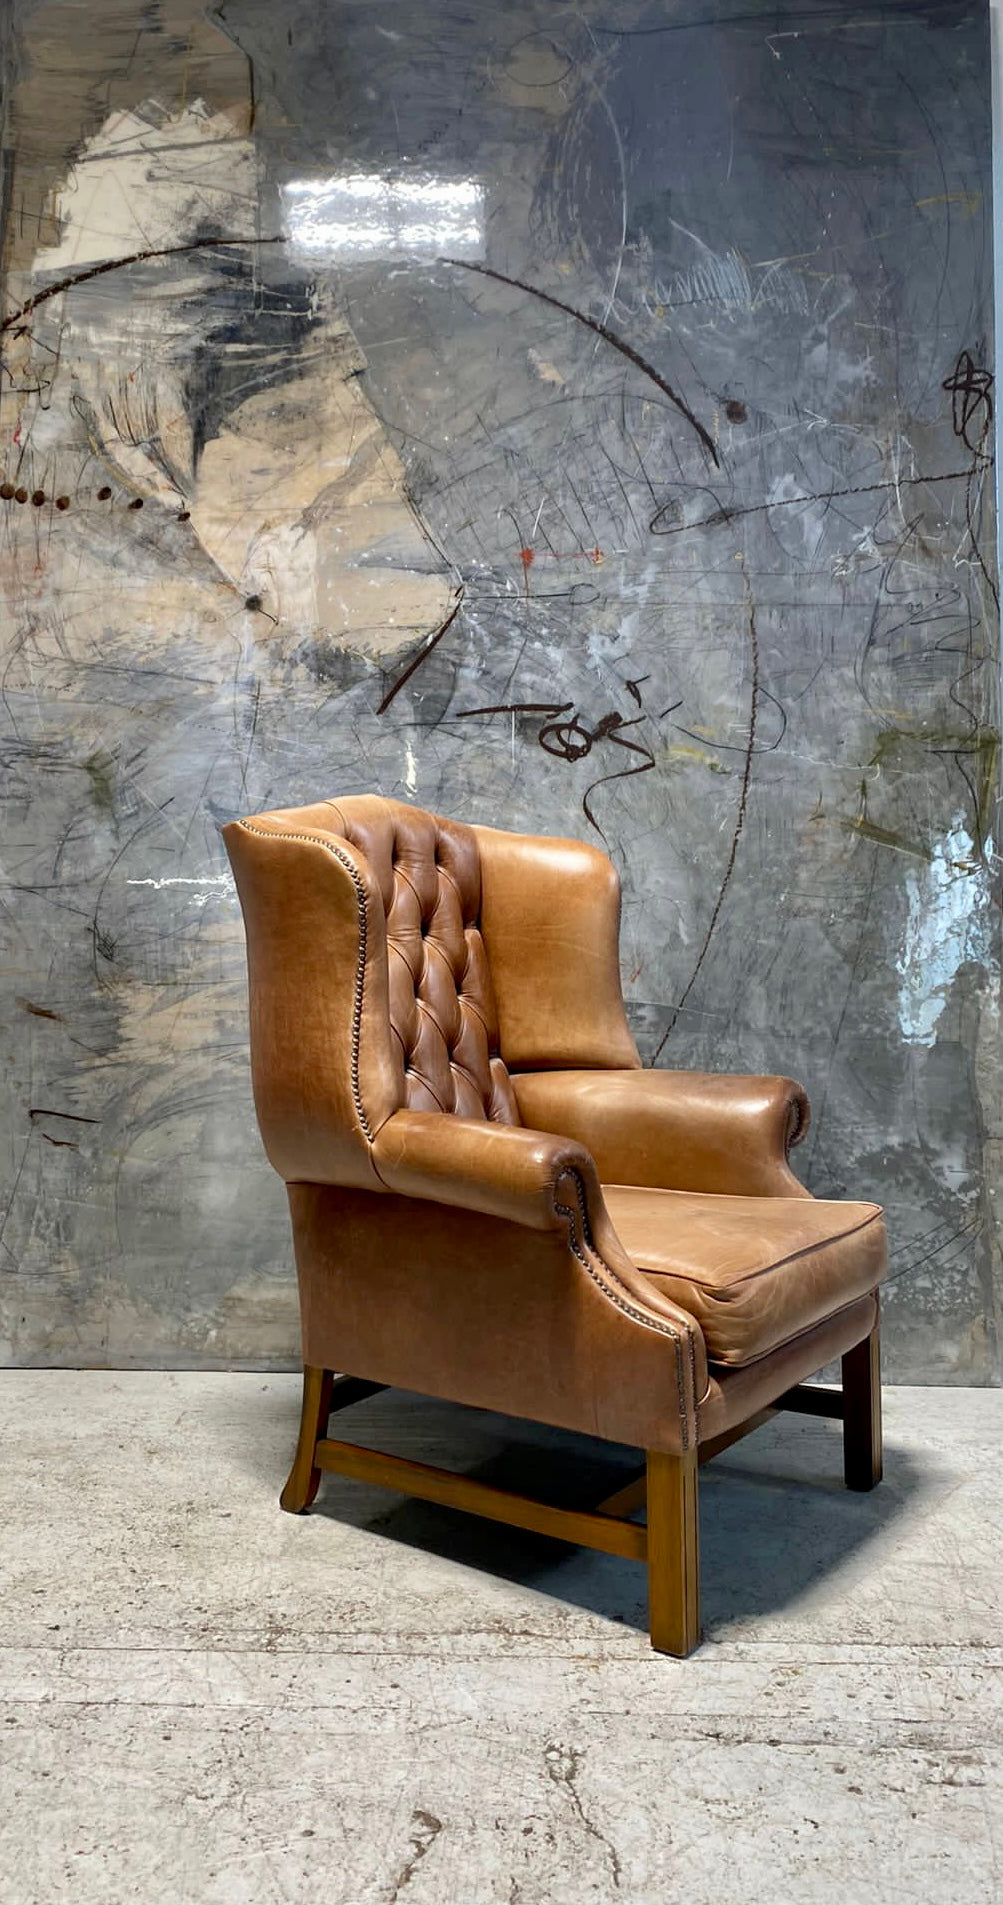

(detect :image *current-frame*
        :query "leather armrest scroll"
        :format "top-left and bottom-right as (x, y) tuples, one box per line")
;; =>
(368, 1108), (709, 1422)
(371, 1109), (599, 1230)
(512, 1068), (812, 1198)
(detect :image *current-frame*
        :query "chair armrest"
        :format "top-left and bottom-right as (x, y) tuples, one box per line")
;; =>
(371, 1107), (708, 1399)
(318, 1109), (709, 1440)
(372, 1109), (601, 1230)
(511, 1069), (812, 1198)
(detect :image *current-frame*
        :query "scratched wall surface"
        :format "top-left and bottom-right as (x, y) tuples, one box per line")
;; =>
(1, 0), (999, 1378)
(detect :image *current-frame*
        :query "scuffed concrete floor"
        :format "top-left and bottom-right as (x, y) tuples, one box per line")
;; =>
(1, 1376), (1000, 1904)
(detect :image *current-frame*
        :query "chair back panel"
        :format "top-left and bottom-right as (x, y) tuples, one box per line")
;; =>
(328, 796), (520, 1123)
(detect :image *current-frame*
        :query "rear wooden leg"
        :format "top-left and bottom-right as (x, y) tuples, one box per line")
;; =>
(646, 1446), (701, 1656)
(280, 1365), (333, 1513)
(842, 1321), (883, 1492)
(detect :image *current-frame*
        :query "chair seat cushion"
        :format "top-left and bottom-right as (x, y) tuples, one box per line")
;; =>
(601, 1185), (886, 1368)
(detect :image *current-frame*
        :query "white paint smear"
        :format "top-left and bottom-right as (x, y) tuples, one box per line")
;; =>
(403, 740), (418, 796)
(896, 822), (997, 1046)
(127, 876), (233, 888)
(127, 875), (234, 908)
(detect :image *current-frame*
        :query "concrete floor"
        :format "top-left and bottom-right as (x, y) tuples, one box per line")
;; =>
(1, 1376), (1000, 1904)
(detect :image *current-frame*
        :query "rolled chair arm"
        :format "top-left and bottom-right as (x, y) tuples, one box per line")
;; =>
(372, 1108), (602, 1230)
(367, 1107), (709, 1423)
(511, 1069), (812, 1198)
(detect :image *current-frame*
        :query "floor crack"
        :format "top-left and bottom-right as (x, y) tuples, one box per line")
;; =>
(544, 1741), (622, 1888)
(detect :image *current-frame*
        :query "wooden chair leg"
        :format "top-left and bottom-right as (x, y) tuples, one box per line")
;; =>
(280, 1365), (333, 1513)
(646, 1446), (701, 1656)
(842, 1322), (883, 1492)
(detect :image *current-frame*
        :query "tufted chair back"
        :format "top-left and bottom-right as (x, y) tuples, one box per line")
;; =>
(223, 795), (535, 1192)
(224, 793), (639, 1192)
(323, 795), (519, 1123)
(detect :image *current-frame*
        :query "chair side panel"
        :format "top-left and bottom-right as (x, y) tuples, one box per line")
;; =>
(223, 817), (400, 1187)
(288, 1181), (696, 1453)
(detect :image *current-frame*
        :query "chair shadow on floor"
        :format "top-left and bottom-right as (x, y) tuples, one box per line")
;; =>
(216, 1382), (928, 1643)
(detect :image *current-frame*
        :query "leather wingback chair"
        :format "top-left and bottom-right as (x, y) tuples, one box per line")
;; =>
(224, 794), (887, 1655)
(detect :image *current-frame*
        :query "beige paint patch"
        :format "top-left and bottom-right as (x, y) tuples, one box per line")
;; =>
(492, 22), (575, 117)
(190, 368), (454, 651)
(527, 347), (566, 387)
(13, 80), (454, 657)
(6, 0), (253, 279)
(40, 101), (260, 271)
(3, 1273), (298, 1364)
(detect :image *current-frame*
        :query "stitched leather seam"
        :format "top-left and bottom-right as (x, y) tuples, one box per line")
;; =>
(449, 1053), (485, 1094)
(411, 992), (462, 1051)
(388, 939), (420, 971)
(389, 1020), (409, 1062)
(634, 1206), (884, 1294)
(555, 1169), (694, 1452)
(435, 859), (475, 929)
(389, 860), (426, 920)
(413, 946), (462, 996)
(402, 1059), (450, 1114)
(787, 1092), (810, 1150)
(705, 1289), (879, 1376)
(453, 983), (491, 1038)
(409, 991), (495, 1116)
(238, 822), (375, 1143)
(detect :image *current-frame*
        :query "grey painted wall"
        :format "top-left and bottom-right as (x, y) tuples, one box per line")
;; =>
(1, 0), (999, 1379)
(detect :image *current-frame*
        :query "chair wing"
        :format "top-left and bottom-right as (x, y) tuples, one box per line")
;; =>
(222, 807), (400, 1189)
(473, 822), (640, 1072)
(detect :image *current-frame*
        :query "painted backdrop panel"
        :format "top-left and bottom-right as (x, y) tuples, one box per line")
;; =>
(1, 0), (999, 1376)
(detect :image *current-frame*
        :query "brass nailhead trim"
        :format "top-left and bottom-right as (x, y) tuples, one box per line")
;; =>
(556, 1169), (695, 1451)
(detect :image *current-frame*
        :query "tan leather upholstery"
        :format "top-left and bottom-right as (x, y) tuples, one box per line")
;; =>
(602, 1186), (885, 1365)
(221, 806), (398, 1189)
(328, 798), (519, 1122)
(224, 795), (888, 1452)
(288, 1182), (706, 1454)
(512, 1068), (811, 1197)
(697, 1293), (879, 1443)
(474, 824), (640, 1071)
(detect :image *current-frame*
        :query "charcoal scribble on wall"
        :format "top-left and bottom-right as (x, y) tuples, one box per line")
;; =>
(1, 0), (999, 1379)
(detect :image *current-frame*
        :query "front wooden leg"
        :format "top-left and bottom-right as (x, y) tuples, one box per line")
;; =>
(646, 1446), (701, 1656)
(280, 1365), (333, 1513)
(842, 1320), (882, 1492)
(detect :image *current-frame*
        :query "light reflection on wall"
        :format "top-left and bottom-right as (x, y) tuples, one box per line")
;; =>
(281, 174), (484, 260)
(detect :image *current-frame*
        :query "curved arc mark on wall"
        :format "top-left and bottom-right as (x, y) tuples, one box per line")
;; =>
(649, 575), (761, 1064)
